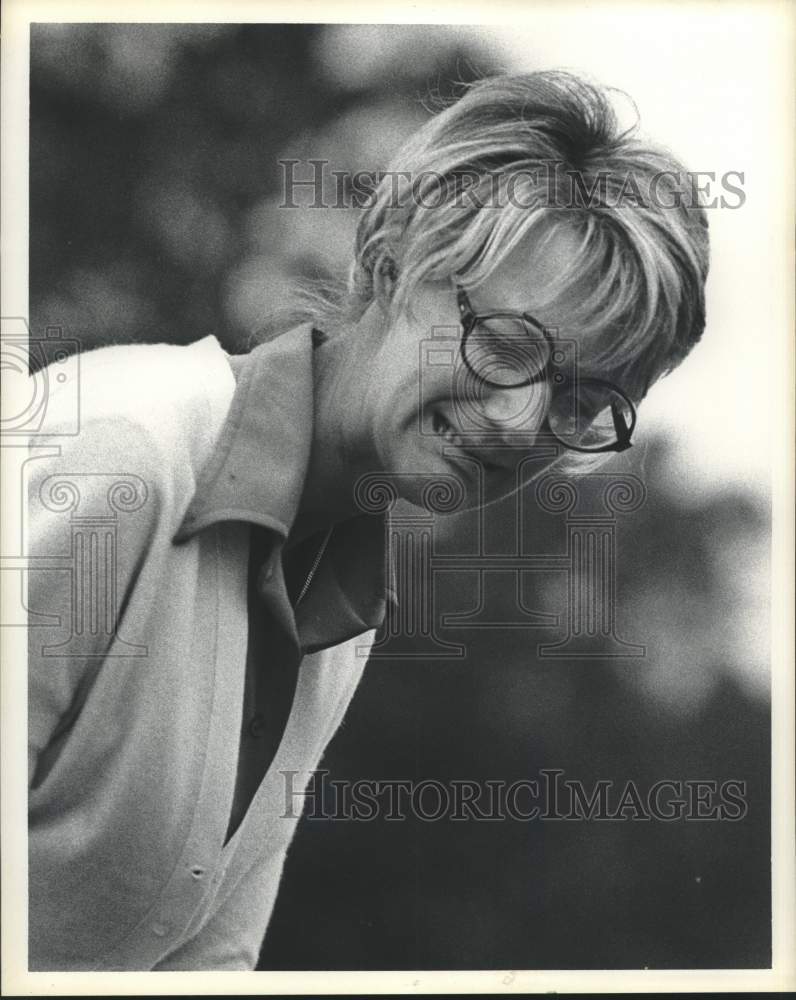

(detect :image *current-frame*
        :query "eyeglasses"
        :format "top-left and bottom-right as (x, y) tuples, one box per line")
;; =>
(456, 286), (637, 454)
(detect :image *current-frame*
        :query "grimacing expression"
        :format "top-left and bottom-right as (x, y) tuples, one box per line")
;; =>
(344, 226), (613, 511)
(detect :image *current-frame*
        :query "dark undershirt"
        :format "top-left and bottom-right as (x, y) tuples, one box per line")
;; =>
(222, 329), (331, 845)
(223, 525), (331, 845)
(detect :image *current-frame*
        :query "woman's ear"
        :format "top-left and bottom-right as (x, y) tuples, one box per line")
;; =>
(375, 254), (398, 298)
(357, 245), (398, 302)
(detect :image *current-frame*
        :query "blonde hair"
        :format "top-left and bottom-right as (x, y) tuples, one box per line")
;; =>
(281, 70), (709, 463)
(354, 70), (708, 394)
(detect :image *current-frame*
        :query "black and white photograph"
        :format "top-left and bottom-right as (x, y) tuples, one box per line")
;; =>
(1, 1), (794, 993)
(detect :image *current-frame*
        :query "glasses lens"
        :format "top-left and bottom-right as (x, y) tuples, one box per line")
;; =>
(547, 382), (634, 451)
(463, 318), (550, 387)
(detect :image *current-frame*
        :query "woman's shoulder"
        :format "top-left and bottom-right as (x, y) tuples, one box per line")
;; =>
(84, 332), (228, 419)
(79, 333), (232, 409)
(34, 335), (236, 485)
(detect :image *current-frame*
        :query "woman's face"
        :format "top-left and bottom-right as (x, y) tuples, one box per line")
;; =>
(329, 226), (596, 511)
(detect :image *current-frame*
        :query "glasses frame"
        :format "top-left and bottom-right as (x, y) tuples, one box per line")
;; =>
(455, 285), (637, 454)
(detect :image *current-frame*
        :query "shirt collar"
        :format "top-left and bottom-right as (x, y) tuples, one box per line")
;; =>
(174, 324), (391, 649)
(175, 323), (314, 542)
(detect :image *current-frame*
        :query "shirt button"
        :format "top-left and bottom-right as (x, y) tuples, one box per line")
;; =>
(151, 921), (170, 938)
(248, 713), (266, 738)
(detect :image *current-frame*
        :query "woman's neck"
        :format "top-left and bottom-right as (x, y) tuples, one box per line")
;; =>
(289, 311), (373, 545)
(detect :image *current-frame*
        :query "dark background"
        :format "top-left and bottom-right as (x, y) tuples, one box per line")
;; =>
(30, 24), (771, 969)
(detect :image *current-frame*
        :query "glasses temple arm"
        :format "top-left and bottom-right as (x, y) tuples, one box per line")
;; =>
(611, 401), (633, 451)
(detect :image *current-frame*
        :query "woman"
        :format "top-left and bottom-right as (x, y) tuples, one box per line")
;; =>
(27, 70), (708, 969)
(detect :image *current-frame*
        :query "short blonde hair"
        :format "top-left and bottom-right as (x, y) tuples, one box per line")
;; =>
(350, 70), (709, 404)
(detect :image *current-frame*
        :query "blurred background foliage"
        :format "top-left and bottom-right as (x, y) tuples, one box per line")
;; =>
(30, 24), (770, 969)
